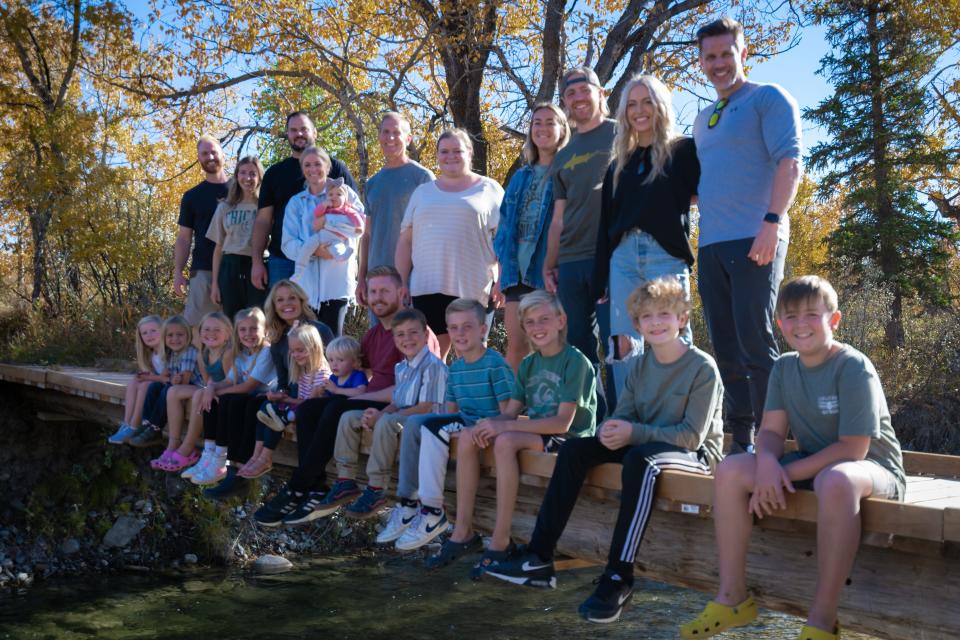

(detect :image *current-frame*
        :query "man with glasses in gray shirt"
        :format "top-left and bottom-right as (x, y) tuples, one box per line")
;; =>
(693, 17), (802, 453)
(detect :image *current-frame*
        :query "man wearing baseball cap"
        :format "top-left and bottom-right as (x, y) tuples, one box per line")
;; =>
(543, 67), (616, 416)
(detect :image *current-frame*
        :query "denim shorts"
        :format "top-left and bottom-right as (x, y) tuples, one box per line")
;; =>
(609, 229), (690, 338)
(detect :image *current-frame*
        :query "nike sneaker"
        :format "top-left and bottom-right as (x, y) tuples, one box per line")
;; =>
(482, 545), (556, 588)
(395, 507), (448, 551)
(577, 572), (634, 623)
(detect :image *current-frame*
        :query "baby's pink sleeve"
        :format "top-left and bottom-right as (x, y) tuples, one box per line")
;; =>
(344, 206), (365, 227)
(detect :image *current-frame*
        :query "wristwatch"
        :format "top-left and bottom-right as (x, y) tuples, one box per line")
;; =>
(763, 212), (781, 224)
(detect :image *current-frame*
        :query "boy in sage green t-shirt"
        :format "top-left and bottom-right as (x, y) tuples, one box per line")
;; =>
(466, 289), (596, 579)
(486, 277), (723, 625)
(683, 276), (905, 640)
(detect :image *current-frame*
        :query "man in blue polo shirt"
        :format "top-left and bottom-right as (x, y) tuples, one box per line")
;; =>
(693, 17), (802, 452)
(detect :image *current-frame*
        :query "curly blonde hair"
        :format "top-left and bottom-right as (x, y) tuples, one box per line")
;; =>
(626, 277), (690, 325)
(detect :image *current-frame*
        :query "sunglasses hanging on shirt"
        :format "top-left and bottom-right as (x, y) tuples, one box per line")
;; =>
(707, 98), (729, 129)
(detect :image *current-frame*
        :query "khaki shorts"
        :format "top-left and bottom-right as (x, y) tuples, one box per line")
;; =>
(183, 270), (219, 325)
(780, 451), (903, 500)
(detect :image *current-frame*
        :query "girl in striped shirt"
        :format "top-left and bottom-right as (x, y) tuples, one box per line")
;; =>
(256, 323), (330, 434)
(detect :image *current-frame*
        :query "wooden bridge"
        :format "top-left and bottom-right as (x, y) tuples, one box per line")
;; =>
(2, 364), (959, 639)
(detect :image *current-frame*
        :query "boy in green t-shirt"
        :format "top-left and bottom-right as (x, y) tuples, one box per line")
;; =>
(466, 289), (596, 579)
(485, 278), (723, 624)
(682, 276), (905, 640)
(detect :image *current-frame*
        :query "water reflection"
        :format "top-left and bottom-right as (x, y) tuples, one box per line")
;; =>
(0, 555), (878, 639)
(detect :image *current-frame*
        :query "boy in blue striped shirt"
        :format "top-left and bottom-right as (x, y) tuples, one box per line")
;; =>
(377, 298), (516, 554)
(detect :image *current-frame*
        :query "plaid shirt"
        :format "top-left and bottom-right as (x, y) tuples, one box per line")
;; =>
(392, 346), (448, 410)
(168, 346), (202, 386)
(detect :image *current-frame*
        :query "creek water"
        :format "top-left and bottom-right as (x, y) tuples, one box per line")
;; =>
(0, 554), (879, 640)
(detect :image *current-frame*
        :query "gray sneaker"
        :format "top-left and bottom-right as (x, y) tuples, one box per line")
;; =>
(127, 424), (162, 448)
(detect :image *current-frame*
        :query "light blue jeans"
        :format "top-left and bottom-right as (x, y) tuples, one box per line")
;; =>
(609, 230), (691, 396)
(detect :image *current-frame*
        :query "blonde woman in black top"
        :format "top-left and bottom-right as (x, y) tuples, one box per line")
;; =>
(593, 74), (700, 396)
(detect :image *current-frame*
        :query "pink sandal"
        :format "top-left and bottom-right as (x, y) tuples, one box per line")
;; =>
(238, 457), (272, 479)
(158, 449), (200, 473)
(150, 449), (176, 470)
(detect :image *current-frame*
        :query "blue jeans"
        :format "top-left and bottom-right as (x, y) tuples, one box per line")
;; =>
(698, 237), (786, 448)
(267, 256), (295, 287)
(608, 230), (692, 397)
(557, 258), (609, 419)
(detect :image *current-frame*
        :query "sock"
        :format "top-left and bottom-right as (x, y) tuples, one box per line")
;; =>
(368, 485), (383, 493)
(400, 497), (419, 509)
(214, 445), (227, 457)
(204, 440), (216, 453)
(422, 505), (443, 517)
(607, 565), (634, 585)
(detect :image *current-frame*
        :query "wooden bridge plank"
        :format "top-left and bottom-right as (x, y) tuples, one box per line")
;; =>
(944, 508), (960, 542)
(3, 363), (958, 544)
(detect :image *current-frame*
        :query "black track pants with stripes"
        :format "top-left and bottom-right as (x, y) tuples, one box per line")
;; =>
(527, 437), (710, 579)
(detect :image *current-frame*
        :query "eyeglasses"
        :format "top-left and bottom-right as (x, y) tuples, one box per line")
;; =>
(707, 98), (729, 129)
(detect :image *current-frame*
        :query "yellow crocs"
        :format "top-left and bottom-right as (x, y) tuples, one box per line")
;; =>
(680, 597), (759, 639)
(798, 624), (839, 640)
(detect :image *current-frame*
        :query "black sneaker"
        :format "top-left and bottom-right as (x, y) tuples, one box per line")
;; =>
(202, 467), (249, 501)
(425, 533), (483, 570)
(470, 544), (512, 581)
(254, 485), (303, 527)
(282, 490), (330, 525)
(577, 572), (634, 623)
(481, 545), (556, 588)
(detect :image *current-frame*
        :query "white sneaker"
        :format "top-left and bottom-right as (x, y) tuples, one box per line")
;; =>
(395, 508), (448, 551)
(192, 456), (227, 486)
(376, 503), (419, 544)
(181, 451), (212, 479)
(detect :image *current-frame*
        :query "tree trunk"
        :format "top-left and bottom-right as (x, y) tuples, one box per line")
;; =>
(29, 205), (52, 308)
(866, 1), (903, 349)
(424, 0), (499, 175)
(885, 287), (905, 349)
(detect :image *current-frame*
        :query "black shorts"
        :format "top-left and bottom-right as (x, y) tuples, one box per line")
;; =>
(412, 293), (457, 336)
(503, 283), (536, 303)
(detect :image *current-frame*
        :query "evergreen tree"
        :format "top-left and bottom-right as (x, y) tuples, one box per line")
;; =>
(806, 0), (957, 349)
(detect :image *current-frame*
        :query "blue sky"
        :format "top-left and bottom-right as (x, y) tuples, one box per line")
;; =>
(125, 0), (834, 159)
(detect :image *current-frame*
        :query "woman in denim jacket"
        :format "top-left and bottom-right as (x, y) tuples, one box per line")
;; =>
(493, 103), (571, 370)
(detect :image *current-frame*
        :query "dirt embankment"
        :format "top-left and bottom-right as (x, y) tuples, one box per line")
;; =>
(0, 388), (375, 592)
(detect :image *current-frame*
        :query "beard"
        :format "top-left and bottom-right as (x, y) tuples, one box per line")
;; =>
(371, 298), (400, 319)
(289, 136), (311, 153)
(201, 158), (223, 173)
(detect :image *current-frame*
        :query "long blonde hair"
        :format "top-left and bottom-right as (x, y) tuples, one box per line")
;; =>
(233, 307), (268, 355)
(224, 156), (265, 206)
(613, 74), (677, 190)
(288, 324), (328, 380)
(135, 315), (164, 372)
(198, 311), (234, 360)
(161, 315), (192, 357)
(522, 103), (571, 165)
(264, 280), (318, 343)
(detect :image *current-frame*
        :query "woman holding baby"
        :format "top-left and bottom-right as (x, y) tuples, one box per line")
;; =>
(282, 145), (365, 336)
